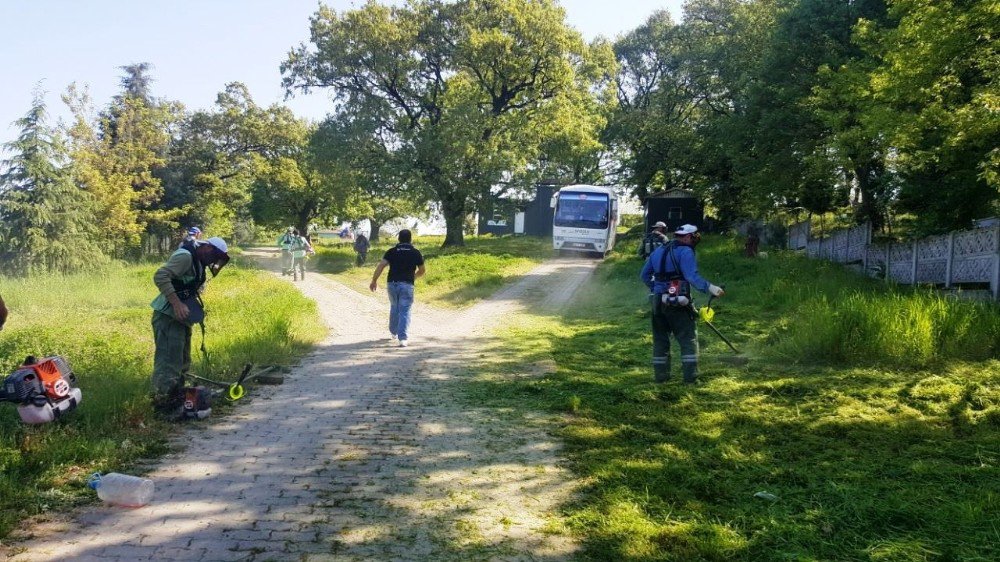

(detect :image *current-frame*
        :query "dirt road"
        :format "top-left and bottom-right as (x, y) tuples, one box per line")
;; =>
(7, 251), (599, 561)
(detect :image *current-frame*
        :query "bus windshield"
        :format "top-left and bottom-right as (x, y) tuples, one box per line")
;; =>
(554, 192), (610, 229)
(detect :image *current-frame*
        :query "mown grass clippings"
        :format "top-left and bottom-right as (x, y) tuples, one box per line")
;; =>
(464, 234), (1000, 561)
(0, 262), (324, 539)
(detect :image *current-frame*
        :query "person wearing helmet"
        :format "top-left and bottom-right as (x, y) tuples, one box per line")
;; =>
(639, 224), (724, 384)
(184, 226), (202, 243)
(150, 236), (230, 418)
(639, 221), (669, 259)
(277, 227), (298, 276)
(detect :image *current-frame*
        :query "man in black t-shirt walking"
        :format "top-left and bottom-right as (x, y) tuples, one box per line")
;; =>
(369, 229), (426, 347)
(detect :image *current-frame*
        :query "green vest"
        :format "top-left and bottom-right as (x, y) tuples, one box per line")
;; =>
(151, 249), (198, 318)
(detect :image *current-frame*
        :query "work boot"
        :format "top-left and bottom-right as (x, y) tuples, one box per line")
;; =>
(652, 356), (670, 383)
(682, 363), (698, 384)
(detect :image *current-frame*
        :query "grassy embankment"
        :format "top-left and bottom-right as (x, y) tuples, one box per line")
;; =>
(312, 234), (553, 307)
(0, 260), (325, 539)
(468, 233), (1000, 561)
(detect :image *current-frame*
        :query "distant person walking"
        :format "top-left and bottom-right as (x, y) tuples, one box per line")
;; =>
(353, 232), (370, 266)
(369, 229), (425, 347)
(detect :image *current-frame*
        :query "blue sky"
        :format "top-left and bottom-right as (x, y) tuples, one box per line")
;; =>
(0, 0), (684, 144)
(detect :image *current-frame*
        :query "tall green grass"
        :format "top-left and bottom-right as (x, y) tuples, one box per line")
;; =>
(313, 235), (552, 307)
(464, 234), (1000, 561)
(0, 262), (324, 538)
(773, 292), (1000, 367)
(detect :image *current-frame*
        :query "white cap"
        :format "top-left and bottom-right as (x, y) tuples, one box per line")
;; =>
(205, 237), (229, 255)
(652, 221), (667, 229)
(674, 224), (698, 236)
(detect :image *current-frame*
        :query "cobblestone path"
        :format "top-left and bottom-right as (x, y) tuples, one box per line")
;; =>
(5, 251), (598, 561)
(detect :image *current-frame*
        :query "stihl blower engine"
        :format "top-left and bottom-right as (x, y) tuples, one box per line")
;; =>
(0, 355), (82, 424)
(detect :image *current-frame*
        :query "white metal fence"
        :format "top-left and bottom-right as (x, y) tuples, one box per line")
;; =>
(790, 219), (1000, 300)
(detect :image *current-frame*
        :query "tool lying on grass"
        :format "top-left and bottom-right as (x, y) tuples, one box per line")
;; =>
(185, 363), (284, 402)
(696, 296), (747, 361)
(0, 355), (82, 424)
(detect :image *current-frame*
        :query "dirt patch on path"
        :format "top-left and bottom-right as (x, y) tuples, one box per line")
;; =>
(4, 252), (598, 561)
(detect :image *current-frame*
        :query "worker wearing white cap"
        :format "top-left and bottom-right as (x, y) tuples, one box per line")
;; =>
(149, 234), (231, 419)
(639, 224), (724, 384)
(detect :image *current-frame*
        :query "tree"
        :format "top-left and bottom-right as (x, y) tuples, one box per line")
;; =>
(311, 109), (424, 242)
(283, 0), (613, 246)
(608, 10), (703, 198)
(162, 83), (309, 240)
(0, 90), (105, 275)
(63, 64), (180, 257)
(669, 0), (785, 224)
(249, 119), (352, 235)
(864, 0), (1000, 233)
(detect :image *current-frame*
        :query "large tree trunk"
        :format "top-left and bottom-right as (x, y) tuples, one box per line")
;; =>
(368, 218), (382, 243)
(854, 157), (886, 233)
(296, 204), (314, 240)
(441, 192), (466, 247)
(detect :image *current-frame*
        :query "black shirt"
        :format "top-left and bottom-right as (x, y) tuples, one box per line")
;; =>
(383, 243), (424, 284)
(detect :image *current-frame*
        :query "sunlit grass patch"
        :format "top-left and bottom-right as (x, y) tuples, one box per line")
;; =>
(464, 234), (1000, 560)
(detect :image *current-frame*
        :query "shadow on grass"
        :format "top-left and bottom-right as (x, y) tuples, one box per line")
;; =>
(464, 314), (1000, 561)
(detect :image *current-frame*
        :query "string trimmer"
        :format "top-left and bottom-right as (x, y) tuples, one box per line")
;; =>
(186, 363), (282, 402)
(696, 296), (746, 359)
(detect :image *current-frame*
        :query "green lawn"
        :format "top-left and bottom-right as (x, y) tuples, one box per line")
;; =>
(466, 234), (1000, 561)
(312, 234), (553, 308)
(0, 261), (325, 539)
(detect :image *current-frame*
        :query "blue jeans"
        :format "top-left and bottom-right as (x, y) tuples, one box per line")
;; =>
(387, 282), (415, 341)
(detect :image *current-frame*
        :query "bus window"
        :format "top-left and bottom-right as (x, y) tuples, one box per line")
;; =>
(554, 192), (610, 229)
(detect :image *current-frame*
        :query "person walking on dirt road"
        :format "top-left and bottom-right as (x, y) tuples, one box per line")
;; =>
(640, 224), (724, 384)
(369, 229), (425, 347)
(150, 236), (230, 417)
(353, 232), (370, 266)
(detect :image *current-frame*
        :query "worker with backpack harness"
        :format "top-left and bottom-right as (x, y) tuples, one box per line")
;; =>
(150, 236), (230, 418)
(638, 221), (669, 259)
(639, 224), (724, 384)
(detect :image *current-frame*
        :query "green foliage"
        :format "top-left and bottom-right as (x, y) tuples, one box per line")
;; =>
(467, 234), (1000, 560)
(0, 90), (106, 275)
(865, 0), (1000, 233)
(63, 65), (183, 258)
(283, 0), (614, 246)
(310, 111), (425, 241)
(0, 263), (324, 539)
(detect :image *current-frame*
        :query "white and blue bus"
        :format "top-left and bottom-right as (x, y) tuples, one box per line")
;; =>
(550, 184), (619, 257)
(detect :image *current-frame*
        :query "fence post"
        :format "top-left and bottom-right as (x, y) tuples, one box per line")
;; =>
(886, 242), (894, 284)
(911, 240), (918, 285)
(945, 232), (955, 289)
(993, 226), (1000, 301)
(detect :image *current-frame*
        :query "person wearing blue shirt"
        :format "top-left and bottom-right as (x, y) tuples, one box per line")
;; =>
(639, 224), (725, 384)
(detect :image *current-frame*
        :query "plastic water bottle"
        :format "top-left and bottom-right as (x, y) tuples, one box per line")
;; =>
(87, 473), (154, 507)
